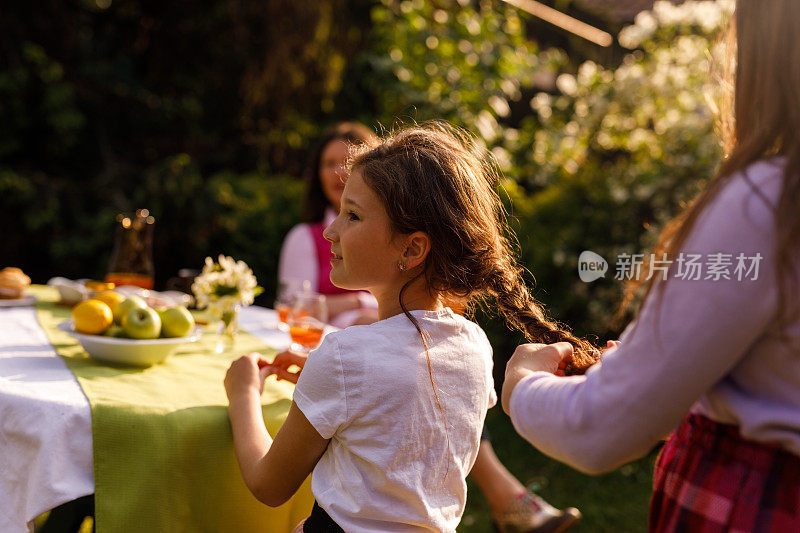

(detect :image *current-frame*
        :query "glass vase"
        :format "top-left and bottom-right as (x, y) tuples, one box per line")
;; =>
(210, 303), (240, 354)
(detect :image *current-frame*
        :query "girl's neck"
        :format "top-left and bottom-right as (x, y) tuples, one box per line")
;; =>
(372, 277), (443, 321)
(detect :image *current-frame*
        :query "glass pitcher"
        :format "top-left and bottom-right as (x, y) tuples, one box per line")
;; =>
(105, 209), (155, 289)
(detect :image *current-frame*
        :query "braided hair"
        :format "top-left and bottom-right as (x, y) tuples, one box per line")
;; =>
(350, 123), (600, 375)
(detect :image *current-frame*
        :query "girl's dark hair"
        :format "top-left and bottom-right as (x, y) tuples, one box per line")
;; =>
(351, 123), (601, 374)
(302, 122), (379, 223)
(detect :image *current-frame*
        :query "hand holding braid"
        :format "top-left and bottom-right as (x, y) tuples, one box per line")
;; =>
(490, 259), (601, 375)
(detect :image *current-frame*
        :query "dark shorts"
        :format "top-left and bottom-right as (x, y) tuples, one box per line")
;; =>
(649, 413), (800, 532)
(303, 501), (344, 533)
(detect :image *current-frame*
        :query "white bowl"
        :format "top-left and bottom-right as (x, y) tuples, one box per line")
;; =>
(57, 320), (201, 367)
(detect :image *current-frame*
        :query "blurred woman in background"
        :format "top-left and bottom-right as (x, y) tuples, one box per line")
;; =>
(278, 122), (380, 328)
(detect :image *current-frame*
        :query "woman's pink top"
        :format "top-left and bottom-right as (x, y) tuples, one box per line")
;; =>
(308, 220), (350, 296)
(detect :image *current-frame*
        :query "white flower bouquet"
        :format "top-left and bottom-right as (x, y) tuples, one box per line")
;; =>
(191, 255), (263, 352)
(192, 255), (262, 312)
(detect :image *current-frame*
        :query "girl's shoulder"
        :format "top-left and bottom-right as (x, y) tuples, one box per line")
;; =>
(328, 308), (491, 353)
(446, 310), (492, 348)
(335, 307), (476, 332)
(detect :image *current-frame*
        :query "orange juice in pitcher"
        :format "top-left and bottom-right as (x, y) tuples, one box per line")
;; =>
(105, 209), (155, 289)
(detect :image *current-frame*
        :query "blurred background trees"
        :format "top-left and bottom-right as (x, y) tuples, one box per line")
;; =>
(1, 0), (729, 344)
(1, 0), (371, 288)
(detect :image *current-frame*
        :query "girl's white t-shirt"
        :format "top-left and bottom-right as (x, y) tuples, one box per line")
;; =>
(293, 308), (496, 532)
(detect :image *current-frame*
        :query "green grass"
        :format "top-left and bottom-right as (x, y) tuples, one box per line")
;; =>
(459, 408), (659, 532)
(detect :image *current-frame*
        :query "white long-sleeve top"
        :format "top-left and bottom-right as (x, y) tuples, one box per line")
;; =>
(509, 158), (800, 474)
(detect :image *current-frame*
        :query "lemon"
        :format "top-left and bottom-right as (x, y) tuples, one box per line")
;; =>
(84, 280), (115, 292)
(93, 290), (126, 311)
(72, 299), (114, 335)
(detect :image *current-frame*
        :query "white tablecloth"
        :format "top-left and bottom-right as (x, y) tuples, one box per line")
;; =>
(0, 305), (291, 533)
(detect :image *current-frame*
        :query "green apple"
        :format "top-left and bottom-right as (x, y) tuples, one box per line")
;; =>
(112, 296), (147, 325)
(160, 306), (195, 338)
(121, 306), (162, 339)
(155, 306), (168, 325)
(104, 325), (125, 338)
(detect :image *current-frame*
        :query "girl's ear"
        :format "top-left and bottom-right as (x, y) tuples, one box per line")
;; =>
(401, 231), (431, 270)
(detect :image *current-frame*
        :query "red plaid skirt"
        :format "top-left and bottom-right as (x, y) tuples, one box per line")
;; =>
(650, 413), (800, 532)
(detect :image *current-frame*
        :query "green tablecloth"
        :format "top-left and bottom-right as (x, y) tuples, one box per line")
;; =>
(31, 285), (313, 532)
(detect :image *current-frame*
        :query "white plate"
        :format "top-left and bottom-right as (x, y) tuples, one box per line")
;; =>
(57, 320), (201, 367)
(0, 295), (37, 307)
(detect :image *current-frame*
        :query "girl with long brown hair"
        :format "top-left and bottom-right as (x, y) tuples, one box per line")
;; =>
(224, 123), (599, 532)
(274, 123), (586, 530)
(502, 0), (800, 530)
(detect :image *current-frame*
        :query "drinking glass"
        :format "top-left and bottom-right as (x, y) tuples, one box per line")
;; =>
(274, 282), (300, 332)
(288, 293), (327, 353)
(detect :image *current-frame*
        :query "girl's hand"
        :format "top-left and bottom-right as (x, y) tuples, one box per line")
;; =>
(606, 340), (621, 350)
(501, 342), (574, 415)
(225, 352), (273, 401)
(262, 350), (308, 384)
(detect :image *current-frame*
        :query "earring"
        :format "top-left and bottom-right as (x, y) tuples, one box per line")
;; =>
(397, 261), (407, 271)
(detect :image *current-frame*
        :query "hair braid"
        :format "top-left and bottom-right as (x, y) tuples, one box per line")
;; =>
(489, 255), (601, 375)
